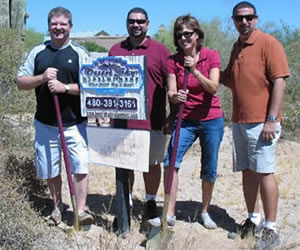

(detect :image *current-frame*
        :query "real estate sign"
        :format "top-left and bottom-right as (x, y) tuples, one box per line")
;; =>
(80, 56), (147, 120)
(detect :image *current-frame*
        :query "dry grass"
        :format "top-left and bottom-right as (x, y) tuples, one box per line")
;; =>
(1, 128), (300, 249)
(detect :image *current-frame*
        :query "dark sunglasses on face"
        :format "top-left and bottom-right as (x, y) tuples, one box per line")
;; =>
(176, 31), (194, 40)
(127, 19), (147, 25)
(233, 14), (257, 22)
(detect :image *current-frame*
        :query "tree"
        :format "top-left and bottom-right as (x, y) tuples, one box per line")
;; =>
(25, 28), (44, 50)
(79, 41), (108, 52)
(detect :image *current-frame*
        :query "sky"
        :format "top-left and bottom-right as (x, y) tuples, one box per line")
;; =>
(25, 0), (299, 36)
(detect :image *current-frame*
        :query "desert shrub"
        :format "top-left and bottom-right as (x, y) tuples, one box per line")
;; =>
(25, 28), (44, 50)
(79, 40), (108, 52)
(0, 151), (74, 250)
(0, 28), (35, 151)
(0, 156), (45, 250)
(3, 154), (48, 198)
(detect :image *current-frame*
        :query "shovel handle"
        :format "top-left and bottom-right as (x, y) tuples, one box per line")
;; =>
(166, 67), (189, 195)
(53, 94), (76, 196)
(53, 94), (80, 231)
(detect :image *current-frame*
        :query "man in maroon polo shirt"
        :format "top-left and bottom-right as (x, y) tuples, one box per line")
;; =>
(109, 7), (171, 221)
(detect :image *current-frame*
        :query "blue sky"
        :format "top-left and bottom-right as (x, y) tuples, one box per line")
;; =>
(26, 0), (299, 36)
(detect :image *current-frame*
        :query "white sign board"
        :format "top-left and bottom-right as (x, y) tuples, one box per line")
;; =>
(87, 125), (150, 172)
(80, 56), (147, 120)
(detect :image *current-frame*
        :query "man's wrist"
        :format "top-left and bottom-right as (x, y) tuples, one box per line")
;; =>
(267, 115), (277, 123)
(64, 84), (70, 93)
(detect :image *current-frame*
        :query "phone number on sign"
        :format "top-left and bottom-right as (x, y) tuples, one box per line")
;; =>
(86, 97), (138, 111)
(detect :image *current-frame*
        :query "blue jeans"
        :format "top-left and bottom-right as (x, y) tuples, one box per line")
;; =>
(164, 117), (224, 183)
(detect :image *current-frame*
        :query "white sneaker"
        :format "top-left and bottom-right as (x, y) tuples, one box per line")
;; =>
(148, 215), (176, 227)
(148, 216), (161, 227)
(167, 215), (176, 227)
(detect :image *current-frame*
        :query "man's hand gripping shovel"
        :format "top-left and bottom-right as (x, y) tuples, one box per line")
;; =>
(146, 68), (189, 249)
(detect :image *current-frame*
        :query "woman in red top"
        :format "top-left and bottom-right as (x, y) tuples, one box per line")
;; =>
(164, 14), (224, 228)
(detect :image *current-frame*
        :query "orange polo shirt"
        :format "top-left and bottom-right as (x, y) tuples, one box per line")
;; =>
(222, 29), (289, 123)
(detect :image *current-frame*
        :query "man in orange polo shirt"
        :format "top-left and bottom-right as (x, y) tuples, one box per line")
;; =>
(221, 1), (289, 249)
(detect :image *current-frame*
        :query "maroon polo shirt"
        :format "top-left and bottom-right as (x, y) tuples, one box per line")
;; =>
(168, 47), (223, 121)
(109, 36), (171, 130)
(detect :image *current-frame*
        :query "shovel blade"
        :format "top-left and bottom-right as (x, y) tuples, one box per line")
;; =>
(146, 225), (174, 250)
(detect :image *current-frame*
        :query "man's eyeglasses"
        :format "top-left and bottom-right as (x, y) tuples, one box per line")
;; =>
(233, 15), (257, 22)
(175, 31), (194, 40)
(127, 19), (147, 25)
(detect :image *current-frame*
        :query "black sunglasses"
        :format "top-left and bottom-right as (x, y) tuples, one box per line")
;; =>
(233, 14), (257, 22)
(175, 31), (194, 40)
(127, 19), (147, 25)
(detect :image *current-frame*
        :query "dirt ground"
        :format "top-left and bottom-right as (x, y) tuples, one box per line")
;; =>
(56, 126), (300, 249)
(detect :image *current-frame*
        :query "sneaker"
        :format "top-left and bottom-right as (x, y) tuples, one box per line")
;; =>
(201, 213), (217, 229)
(49, 207), (62, 226)
(255, 228), (280, 250)
(147, 215), (176, 227)
(237, 218), (264, 239)
(167, 215), (176, 227)
(143, 200), (159, 220)
(148, 216), (161, 227)
(78, 211), (94, 225)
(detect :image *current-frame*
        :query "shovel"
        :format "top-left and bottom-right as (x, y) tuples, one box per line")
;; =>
(53, 94), (80, 232)
(146, 68), (189, 249)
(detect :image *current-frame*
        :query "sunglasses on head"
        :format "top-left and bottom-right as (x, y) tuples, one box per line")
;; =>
(176, 31), (194, 40)
(127, 19), (147, 25)
(233, 14), (257, 22)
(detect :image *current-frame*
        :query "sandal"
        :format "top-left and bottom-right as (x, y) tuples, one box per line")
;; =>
(78, 211), (94, 225)
(46, 207), (62, 226)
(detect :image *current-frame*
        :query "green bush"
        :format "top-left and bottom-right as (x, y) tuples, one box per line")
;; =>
(25, 28), (44, 50)
(0, 28), (35, 151)
(79, 40), (108, 52)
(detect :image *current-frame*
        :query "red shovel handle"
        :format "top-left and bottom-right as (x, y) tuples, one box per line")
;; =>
(166, 67), (189, 195)
(53, 95), (76, 196)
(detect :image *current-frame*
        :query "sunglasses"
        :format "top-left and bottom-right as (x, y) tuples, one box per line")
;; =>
(176, 31), (194, 40)
(127, 19), (147, 25)
(233, 14), (257, 22)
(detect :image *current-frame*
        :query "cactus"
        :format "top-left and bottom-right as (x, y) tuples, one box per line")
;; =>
(0, 0), (27, 29)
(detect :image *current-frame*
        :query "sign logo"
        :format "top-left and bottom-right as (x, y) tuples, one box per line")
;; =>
(80, 56), (147, 120)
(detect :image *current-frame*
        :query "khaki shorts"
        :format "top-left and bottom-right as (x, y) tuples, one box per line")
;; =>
(232, 122), (281, 173)
(34, 119), (89, 179)
(149, 130), (167, 165)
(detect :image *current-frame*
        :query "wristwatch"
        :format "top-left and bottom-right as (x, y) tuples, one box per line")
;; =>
(64, 84), (70, 93)
(267, 115), (277, 122)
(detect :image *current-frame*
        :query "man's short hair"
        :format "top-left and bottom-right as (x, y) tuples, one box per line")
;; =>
(48, 6), (73, 26)
(127, 7), (148, 20)
(232, 1), (257, 16)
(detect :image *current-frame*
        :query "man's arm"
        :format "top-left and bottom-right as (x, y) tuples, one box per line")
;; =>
(48, 80), (80, 95)
(17, 67), (58, 90)
(262, 77), (286, 141)
(220, 70), (232, 89)
(17, 67), (80, 95)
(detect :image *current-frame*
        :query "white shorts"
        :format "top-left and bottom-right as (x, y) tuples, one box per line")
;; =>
(149, 130), (167, 165)
(34, 119), (89, 179)
(232, 122), (281, 173)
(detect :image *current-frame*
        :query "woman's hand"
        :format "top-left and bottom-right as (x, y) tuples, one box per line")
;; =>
(171, 89), (189, 104)
(184, 56), (195, 72)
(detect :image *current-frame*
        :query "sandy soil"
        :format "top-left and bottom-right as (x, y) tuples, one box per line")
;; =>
(57, 126), (300, 250)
